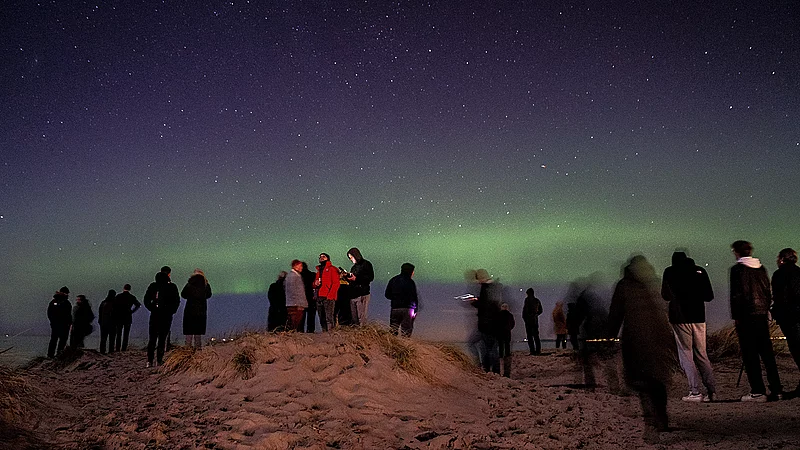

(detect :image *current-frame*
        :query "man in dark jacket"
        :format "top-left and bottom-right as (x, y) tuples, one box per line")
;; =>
(267, 271), (287, 331)
(143, 271), (180, 367)
(730, 240), (783, 401)
(98, 290), (116, 354)
(47, 286), (72, 358)
(772, 248), (800, 393)
(113, 284), (141, 351)
(470, 269), (502, 374)
(346, 247), (374, 326)
(385, 263), (419, 337)
(522, 288), (543, 355)
(661, 251), (717, 402)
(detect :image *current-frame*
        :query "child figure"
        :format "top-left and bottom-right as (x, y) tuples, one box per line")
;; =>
(498, 303), (516, 377)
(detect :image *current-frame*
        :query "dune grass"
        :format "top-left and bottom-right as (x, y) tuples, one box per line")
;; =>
(708, 322), (788, 360)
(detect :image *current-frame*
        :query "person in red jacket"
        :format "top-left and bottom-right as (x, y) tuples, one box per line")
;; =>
(315, 253), (340, 331)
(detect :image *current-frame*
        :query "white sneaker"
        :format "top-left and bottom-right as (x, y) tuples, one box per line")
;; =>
(702, 393), (714, 402)
(146, 361), (152, 368)
(682, 392), (703, 402)
(741, 393), (767, 402)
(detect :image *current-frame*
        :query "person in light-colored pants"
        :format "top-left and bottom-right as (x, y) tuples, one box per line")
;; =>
(350, 294), (370, 325)
(672, 323), (716, 396)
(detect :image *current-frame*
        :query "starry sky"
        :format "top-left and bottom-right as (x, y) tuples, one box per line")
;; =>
(1, 1), (798, 333)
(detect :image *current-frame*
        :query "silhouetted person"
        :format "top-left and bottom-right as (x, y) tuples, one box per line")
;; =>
(470, 269), (502, 374)
(608, 255), (677, 443)
(346, 247), (374, 326)
(47, 286), (72, 358)
(69, 295), (95, 348)
(285, 260), (307, 330)
(335, 268), (354, 326)
(315, 253), (340, 331)
(522, 288), (543, 355)
(772, 248), (800, 393)
(385, 263), (419, 337)
(498, 303), (515, 377)
(181, 269), (212, 348)
(98, 289), (116, 354)
(552, 302), (568, 349)
(566, 301), (585, 351)
(267, 271), (287, 331)
(662, 251), (717, 402)
(144, 271), (180, 367)
(113, 284), (140, 351)
(300, 262), (316, 332)
(730, 240), (783, 401)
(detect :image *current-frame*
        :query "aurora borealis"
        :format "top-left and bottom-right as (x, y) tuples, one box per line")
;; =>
(1, 1), (798, 333)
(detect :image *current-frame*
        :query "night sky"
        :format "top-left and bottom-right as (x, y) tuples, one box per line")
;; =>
(2, 1), (798, 333)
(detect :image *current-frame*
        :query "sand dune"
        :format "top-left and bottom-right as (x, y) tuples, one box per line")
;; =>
(2, 327), (799, 449)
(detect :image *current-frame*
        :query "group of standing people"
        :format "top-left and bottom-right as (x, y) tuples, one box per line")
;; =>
(46, 265), (212, 368)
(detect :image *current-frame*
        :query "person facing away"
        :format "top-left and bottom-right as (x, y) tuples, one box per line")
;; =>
(772, 248), (800, 394)
(470, 269), (502, 374)
(69, 295), (95, 348)
(47, 286), (72, 358)
(181, 269), (212, 349)
(315, 253), (340, 332)
(661, 250), (717, 402)
(730, 240), (783, 401)
(299, 262), (316, 333)
(98, 289), (116, 354)
(267, 271), (288, 331)
(112, 284), (140, 352)
(143, 270), (181, 367)
(552, 302), (568, 349)
(346, 247), (374, 326)
(608, 255), (677, 443)
(385, 263), (419, 337)
(522, 288), (543, 355)
(284, 260), (308, 330)
(497, 303), (515, 378)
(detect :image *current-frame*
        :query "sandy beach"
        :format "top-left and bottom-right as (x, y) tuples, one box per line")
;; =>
(2, 327), (799, 450)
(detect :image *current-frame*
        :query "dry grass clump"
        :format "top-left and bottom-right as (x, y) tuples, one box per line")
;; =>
(348, 325), (423, 376)
(0, 366), (37, 445)
(708, 322), (787, 360)
(231, 347), (257, 380)
(435, 344), (477, 372)
(162, 346), (207, 373)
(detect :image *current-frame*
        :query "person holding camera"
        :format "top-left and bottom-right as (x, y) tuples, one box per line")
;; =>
(346, 247), (374, 326)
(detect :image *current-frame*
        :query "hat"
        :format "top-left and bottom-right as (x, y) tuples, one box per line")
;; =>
(59, 286), (70, 294)
(475, 269), (491, 283)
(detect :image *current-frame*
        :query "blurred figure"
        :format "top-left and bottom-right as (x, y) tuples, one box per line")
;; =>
(300, 262), (316, 332)
(662, 251), (717, 402)
(566, 275), (609, 388)
(552, 302), (568, 349)
(498, 303), (515, 377)
(144, 270), (181, 367)
(113, 284), (140, 351)
(284, 260), (307, 330)
(47, 286), (72, 358)
(608, 255), (677, 443)
(181, 269), (212, 348)
(98, 289), (116, 354)
(267, 271), (288, 331)
(69, 295), (95, 348)
(469, 269), (502, 374)
(346, 247), (374, 326)
(730, 240), (783, 401)
(522, 288), (543, 355)
(385, 263), (419, 337)
(772, 248), (800, 394)
(315, 253), (340, 331)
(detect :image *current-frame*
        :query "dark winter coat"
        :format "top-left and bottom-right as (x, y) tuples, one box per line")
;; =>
(72, 300), (95, 338)
(267, 278), (287, 331)
(113, 291), (141, 325)
(144, 272), (181, 318)
(772, 263), (800, 325)
(348, 248), (374, 297)
(497, 309), (515, 342)
(385, 272), (418, 310)
(661, 252), (714, 324)
(608, 256), (677, 387)
(181, 274), (212, 335)
(522, 295), (543, 325)
(552, 304), (568, 335)
(730, 262), (772, 320)
(99, 293), (116, 327)
(47, 292), (72, 328)
(473, 282), (502, 336)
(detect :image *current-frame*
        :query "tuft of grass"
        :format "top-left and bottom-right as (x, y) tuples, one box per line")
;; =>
(435, 344), (477, 372)
(231, 347), (256, 380)
(348, 325), (425, 377)
(0, 365), (40, 445)
(162, 346), (203, 373)
(708, 322), (788, 361)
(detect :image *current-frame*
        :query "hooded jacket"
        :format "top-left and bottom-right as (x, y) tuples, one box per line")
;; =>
(661, 252), (714, 324)
(144, 272), (181, 317)
(384, 265), (418, 310)
(772, 262), (800, 324)
(347, 248), (374, 297)
(47, 292), (72, 327)
(182, 273), (212, 334)
(730, 257), (772, 320)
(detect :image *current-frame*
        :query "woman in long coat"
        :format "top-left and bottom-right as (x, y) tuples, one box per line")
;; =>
(181, 269), (212, 348)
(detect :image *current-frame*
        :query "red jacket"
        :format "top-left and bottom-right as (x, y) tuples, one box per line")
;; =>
(316, 263), (340, 300)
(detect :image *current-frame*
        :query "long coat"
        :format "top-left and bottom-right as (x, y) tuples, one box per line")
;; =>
(181, 274), (212, 335)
